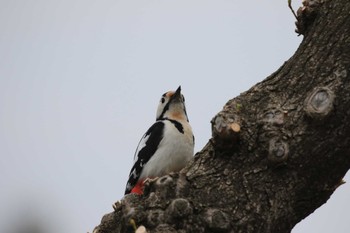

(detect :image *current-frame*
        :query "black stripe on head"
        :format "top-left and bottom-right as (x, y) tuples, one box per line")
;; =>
(157, 92), (172, 120)
(157, 100), (170, 120)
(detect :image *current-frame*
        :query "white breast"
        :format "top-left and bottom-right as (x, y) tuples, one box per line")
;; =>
(139, 120), (194, 179)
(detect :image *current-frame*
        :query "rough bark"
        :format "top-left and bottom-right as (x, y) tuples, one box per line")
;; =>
(94, 0), (350, 232)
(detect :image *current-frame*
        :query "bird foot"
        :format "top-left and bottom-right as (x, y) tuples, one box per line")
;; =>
(143, 177), (159, 185)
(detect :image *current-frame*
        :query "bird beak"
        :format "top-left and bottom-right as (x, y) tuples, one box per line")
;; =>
(172, 86), (182, 102)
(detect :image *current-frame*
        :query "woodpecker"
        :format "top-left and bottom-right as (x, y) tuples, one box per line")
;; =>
(124, 86), (194, 195)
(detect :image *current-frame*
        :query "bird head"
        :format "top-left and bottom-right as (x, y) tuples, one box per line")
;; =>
(156, 86), (188, 122)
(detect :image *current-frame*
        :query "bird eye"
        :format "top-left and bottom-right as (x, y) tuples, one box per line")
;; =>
(182, 95), (185, 102)
(161, 97), (165, 103)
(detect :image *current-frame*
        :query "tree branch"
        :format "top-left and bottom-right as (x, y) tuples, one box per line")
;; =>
(94, 0), (350, 232)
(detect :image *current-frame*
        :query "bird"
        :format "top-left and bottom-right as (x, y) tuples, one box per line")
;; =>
(124, 86), (194, 195)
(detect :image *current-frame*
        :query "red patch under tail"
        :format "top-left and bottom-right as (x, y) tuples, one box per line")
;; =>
(130, 180), (144, 195)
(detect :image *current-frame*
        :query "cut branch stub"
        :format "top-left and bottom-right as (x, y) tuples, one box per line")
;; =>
(304, 87), (335, 120)
(211, 113), (241, 148)
(165, 198), (193, 221)
(211, 100), (243, 148)
(147, 209), (165, 227)
(295, 0), (322, 35)
(135, 226), (147, 233)
(268, 138), (289, 163)
(143, 174), (178, 200)
(204, 208), (230, 232)
(261, 108), (286, 126)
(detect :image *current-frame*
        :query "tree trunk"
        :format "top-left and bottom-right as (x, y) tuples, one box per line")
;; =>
(94, 0), (350, 232)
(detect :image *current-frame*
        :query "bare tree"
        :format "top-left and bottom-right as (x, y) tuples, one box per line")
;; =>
(94, 0), (350, 232)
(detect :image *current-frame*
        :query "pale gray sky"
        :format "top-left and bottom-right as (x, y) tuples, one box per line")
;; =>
(0, 0), (348, 232)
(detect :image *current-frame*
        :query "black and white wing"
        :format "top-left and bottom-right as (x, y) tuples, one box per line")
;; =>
(124, 121), (164, 194)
